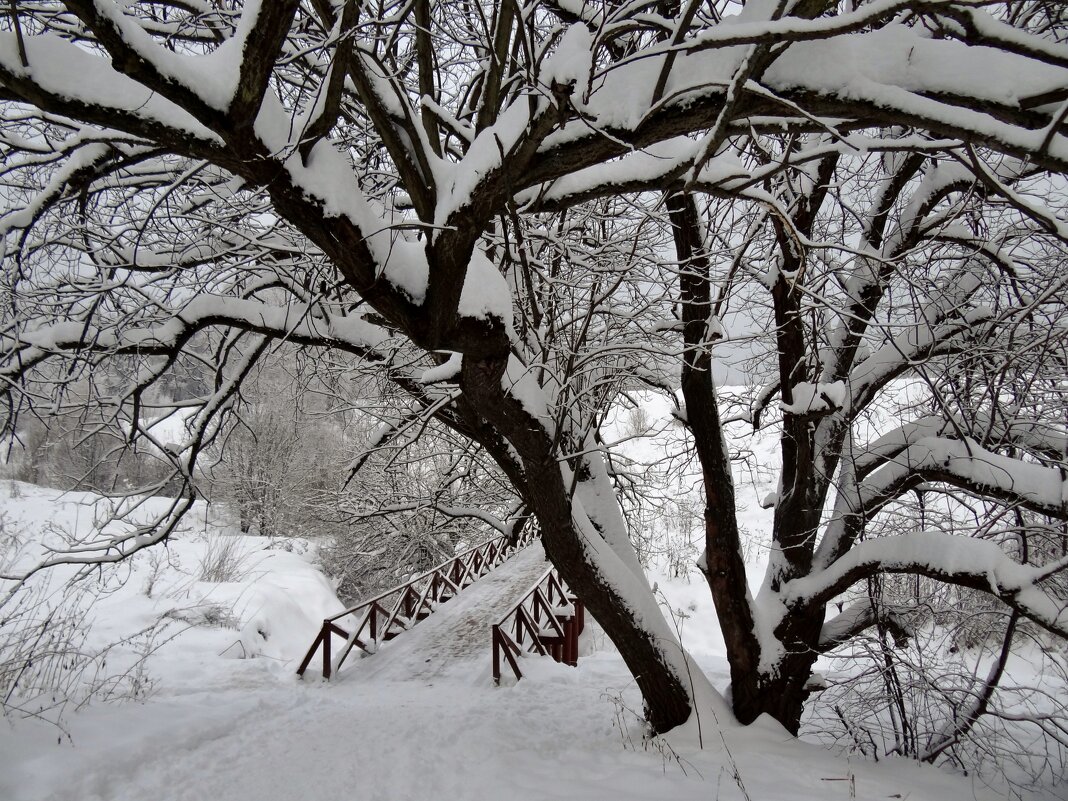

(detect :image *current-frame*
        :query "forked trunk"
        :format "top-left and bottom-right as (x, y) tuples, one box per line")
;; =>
(729, 610), (825, 734)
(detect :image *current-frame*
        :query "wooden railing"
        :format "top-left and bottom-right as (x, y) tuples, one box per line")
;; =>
(491, 565), (584, 684)
(298, 529), (538, 679)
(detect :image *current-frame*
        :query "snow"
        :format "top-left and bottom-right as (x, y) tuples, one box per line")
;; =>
(3, 429), (1065, 801)
(503, 355), (554, 428)
(457, 249), (513, 327)
(418, 352), (463, 384)
(541, 24), (594, 95)
(3, 650), (999, 801)
(780, 381), (846, 415)
(134, 407), (200, 453)
(572, 442), (648, 583)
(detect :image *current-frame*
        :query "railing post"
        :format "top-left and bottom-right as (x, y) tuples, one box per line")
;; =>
(492, 625), (501, 685)
(322, 622), (332, 680)
(491, 567), (582, 686)
(297, 625), (325, 678)
(565, 615), (577, 666)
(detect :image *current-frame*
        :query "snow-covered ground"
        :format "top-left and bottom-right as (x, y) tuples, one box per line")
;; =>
(1, 477), (1059, 801)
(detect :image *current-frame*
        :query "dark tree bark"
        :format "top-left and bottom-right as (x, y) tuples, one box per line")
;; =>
(459, 354), (693, 733)
(667, 191), (827, 732)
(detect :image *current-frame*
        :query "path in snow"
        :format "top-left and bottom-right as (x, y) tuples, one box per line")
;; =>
(348, 542), (550, 682)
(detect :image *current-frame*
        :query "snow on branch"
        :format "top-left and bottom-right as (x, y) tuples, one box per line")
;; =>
(677, 0), (1068, 73)
(817, 598), (913, 652)
(856, 415), (1068, 479)
(859, 435), (1068, 520)
(0, 31), (222, 149)
(854, 416), (951, 478)
(849, 311), (993, 410)
(783, 531), (1068, 640)
(522, 133), (957, 213)
(1, 296), (390, 383)
(780, 380), (845, 417)
(523, 8), (1068, 189)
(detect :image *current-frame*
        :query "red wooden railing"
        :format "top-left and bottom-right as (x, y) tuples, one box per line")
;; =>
(298, 530), (538, 679)
(491, 565), (584, 684)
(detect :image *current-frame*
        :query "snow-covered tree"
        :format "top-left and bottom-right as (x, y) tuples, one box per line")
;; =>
(663, 143), (1068, 733)
(2, 0), (1067, 738)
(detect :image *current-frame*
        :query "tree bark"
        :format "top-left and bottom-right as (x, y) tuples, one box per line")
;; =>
(459, 353), (693, 733)
(668, 191), (827, 734)
(667, 192), (763, 701)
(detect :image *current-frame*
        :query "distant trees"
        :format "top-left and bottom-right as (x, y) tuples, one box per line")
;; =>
(0, 362), (194, 494)
(1, 0), (1067, 755)
(198, 347), (522, 597)
(205, 356), (343, 538)
(321, 417), (523, 601)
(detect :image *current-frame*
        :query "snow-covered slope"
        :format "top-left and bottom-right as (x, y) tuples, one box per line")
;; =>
(0, 482), (342, 699)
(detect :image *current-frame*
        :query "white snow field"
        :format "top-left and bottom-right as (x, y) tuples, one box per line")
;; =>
(0, 480), (1059, 801)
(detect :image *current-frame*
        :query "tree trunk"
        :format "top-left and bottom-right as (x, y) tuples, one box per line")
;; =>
(729, 611), (825, 733)
(460, 353), (694, 733)
(667, 192), (771, 723)
(667, 192), (831, 735)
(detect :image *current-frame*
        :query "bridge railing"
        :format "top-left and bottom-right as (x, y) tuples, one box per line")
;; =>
(491, 565), (584, 684)
(298, 529), (538, 679)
